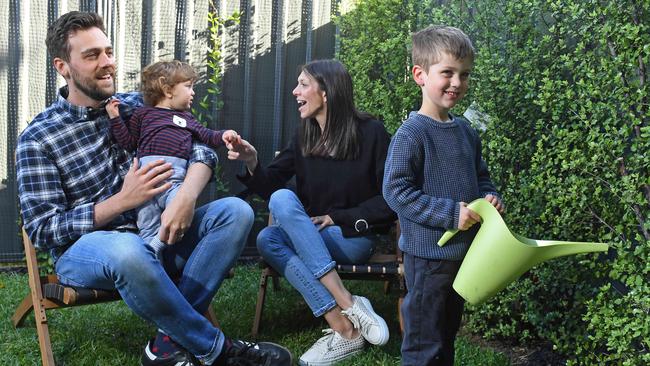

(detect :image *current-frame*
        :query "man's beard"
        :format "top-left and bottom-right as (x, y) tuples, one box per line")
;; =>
(69, 66), (115, 102)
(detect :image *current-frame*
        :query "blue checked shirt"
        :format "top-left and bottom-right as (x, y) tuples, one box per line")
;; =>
(17, 87), (218, 260)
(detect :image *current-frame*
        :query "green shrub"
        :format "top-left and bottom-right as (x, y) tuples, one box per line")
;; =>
(337, 1), (649, 364)
(337, 0), (420, 133)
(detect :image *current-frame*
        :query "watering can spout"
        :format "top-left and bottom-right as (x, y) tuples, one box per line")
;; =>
(434, 198), (609, 305)
(534, 240), (608, 263)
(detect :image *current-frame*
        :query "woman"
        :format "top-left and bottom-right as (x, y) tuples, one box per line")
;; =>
(228, 59), (396, 365)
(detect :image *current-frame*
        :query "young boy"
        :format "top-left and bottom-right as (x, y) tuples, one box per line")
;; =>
(382, 25), (504, 366)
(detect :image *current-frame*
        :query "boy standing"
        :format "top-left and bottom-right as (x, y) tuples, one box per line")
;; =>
(382, 25), (504, 365)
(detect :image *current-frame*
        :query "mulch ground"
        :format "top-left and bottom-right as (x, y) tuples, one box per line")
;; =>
(460, 328), (568, 366)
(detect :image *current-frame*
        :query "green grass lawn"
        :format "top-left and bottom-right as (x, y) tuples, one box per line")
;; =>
(0, 265), (509, 365)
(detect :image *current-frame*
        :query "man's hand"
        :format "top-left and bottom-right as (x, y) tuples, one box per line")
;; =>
(157, 162), (211, 245)
(311, 215), (334, 231)
(94, 158), (172, 229)
(159, 189), (195, 245)
(458, 202), (481, 231)
(485, 194), (505, 213)
(119, 158), (172, 209)
(106, 98), (120, 119)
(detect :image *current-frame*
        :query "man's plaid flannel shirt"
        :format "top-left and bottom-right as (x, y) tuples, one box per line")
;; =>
(16, 87), (217, 260)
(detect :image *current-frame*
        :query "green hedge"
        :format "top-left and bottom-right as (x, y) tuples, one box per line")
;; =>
(337, 1), (649, 364)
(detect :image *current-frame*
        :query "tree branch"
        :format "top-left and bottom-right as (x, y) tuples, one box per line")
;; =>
(587, 205), (626, 243)
(617, 157), (650, 241)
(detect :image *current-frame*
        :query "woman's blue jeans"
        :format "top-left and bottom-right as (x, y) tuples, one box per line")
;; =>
(257, 189), (377, 317)
(54, 197), (253, 365)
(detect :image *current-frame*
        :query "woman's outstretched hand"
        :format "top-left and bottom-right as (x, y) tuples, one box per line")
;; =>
(227, 138), (258, 173)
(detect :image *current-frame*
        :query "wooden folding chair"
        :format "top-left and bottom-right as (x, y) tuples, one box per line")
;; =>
(11, 229), (221, 366)
(251, 217), (405, 337)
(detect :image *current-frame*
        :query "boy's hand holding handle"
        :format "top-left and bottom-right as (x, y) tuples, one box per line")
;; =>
(438, 197), (505, 247)
(458, 203), (481, 231)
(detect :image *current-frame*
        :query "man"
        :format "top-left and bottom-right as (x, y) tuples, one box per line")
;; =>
(16, 11), (292, 366)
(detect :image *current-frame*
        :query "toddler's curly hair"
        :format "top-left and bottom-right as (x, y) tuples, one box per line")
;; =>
(141, 60), (197, 106)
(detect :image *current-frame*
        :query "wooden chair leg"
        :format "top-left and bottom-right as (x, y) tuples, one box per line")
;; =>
(204, 305), (220, 328)
(11, 294), (34, 328)
(33, 300), (55, 366)
(398, 296), (405, 335)
(383, 280), (391, 294)
(23, 231), (56, 366)
(251, 269), (271, 338)
(271, 275), (281, 291)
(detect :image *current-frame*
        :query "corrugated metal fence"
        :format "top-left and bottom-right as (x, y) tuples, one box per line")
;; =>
(0, 0), (346, 262)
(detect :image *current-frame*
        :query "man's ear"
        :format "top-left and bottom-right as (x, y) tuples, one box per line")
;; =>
(412, 65), (426, 87)
(53, 57), (69, 79)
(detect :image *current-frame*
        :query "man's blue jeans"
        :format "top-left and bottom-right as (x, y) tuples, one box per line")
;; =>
(257, 189), (378, 317)
(54, 197), (253, 364)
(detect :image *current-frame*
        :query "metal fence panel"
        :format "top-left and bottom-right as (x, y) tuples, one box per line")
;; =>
(0, 0), (339, 262)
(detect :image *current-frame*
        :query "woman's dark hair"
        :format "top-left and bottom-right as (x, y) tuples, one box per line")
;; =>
(46, 11), (106, 61)
(299, 59), (371, 160)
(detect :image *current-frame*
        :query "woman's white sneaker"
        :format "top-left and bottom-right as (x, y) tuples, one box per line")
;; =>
(341, 295), (389, 346)
(298, 329), (365, 366)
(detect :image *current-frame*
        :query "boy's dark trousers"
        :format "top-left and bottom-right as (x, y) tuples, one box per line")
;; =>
(401, 253), (464, 366)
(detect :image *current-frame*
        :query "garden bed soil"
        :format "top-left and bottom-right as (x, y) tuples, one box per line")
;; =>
(460, 328), (567, 365)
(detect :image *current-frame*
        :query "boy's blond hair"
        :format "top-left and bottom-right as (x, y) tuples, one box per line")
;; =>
(141, 60), (197, 106)
(412, 25), (475, 70)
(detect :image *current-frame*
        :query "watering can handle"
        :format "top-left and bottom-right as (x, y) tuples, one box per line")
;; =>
(438, 229), (458, 246)
(437, 198), (490, 247)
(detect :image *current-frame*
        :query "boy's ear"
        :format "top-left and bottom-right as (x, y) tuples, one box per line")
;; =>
(412, 65), (426, 87)
(161, 82), (173, 99)
(53, 57), (70, 79)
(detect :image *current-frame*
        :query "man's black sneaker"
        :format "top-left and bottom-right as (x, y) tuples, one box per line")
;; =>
(141, 339), (199, 366)
(222, 339), (293, 366)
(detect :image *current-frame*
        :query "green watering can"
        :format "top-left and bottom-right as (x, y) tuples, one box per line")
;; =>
(438, 198), (609, 305)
